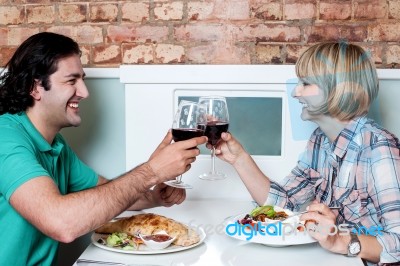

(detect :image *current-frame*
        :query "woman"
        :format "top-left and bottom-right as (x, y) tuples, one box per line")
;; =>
(215, 42), (400, 265)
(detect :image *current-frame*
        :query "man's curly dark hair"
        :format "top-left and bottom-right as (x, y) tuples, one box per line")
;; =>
(0, 32), (81, 115)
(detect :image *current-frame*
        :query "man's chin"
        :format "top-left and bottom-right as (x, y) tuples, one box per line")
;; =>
(68, 118), (82, 128)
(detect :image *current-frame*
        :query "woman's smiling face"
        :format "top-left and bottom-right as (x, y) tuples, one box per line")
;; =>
(291, 82), (325, 122)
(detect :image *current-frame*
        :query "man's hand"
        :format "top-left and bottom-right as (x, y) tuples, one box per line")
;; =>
(128, 183), (186, 210)
(147, 130), (207, 182)
(151, 183), (186, 207)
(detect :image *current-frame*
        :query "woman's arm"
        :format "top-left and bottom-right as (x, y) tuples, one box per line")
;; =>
(215, 132), (271, 205)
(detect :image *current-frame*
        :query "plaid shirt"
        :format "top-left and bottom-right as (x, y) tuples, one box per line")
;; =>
(266, 116), (400, 264)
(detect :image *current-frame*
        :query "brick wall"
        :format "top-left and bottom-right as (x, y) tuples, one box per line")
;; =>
(0, 0), (399, 68)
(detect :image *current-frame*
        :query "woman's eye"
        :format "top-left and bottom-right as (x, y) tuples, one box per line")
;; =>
(298, 81), (309, 87)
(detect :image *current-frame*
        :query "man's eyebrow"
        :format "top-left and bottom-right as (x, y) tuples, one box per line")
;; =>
(64, 72), (86, 79)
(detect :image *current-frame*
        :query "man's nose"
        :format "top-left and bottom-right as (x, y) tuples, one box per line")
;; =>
(77, 81), (89, 99)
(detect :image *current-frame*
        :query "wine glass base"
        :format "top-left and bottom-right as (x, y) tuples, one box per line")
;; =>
(164, 180), (193, 189)
(199, 172), (227, 181)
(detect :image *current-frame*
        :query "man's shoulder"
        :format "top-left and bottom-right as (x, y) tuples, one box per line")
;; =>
(0, 113), (31, 143)
(0, 112), (24, 125)
(0, 111), (24, 125)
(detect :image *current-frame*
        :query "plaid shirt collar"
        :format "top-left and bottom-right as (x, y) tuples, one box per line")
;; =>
(316, 116), (368, 160)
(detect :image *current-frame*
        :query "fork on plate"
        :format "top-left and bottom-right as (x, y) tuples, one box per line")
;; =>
(277, 206), (341, 223)
(76, 259), (161, 266)
(76, 259), (126, 266)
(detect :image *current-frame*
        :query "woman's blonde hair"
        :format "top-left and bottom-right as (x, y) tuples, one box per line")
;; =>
(295, 42), (379, 121)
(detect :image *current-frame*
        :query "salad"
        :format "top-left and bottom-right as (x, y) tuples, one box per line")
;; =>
(97, 232), (143, 250)
(239, 205), (290, 225)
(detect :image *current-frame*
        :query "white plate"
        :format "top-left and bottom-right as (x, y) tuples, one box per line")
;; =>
(224, 213), (317, 247)
(91, 225), (206, 254)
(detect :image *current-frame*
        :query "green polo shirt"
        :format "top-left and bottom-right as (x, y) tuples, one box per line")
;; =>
(0, 112), (98, 265)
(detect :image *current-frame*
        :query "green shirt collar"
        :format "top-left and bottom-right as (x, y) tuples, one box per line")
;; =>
(19, 112), (63, 154)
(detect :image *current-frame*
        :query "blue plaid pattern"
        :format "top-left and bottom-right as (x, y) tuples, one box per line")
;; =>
(266, 116), (400, 263)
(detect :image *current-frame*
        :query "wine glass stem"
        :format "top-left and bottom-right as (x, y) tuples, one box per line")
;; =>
(176, 175), (183, 183)
(211, 146), (216, 174)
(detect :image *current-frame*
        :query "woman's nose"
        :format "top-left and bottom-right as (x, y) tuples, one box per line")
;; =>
(291, 83), (303, 98)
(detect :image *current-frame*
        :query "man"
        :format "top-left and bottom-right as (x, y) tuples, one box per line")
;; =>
(0, 32), (207, 265)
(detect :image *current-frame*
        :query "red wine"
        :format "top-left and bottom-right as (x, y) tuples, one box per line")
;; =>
(204, 122), (229, 146)
(172, 128), (204, 142)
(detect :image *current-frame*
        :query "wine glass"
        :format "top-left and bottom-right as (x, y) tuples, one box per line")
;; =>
(164, 101), (206, 189)
(198, 96), (229, 180)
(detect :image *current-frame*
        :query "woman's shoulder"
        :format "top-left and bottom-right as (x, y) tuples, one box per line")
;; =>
(357, 118), (400, 151)
(363, 118), (399, 141)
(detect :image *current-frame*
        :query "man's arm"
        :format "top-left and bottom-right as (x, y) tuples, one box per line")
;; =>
(10, 163), (156, 243)
(97, 175), (109, 186)
(96, 176), (186, 210)
(9, 133), (205, 243)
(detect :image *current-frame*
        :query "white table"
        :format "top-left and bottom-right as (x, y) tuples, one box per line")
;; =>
(76, 199), (364, 266)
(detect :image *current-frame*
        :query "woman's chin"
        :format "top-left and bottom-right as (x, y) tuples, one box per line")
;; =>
(300, 111), (311, 121)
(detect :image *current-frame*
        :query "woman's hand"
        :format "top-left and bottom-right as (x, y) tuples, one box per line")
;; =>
(214, 132), (247, 166)
(300, 201), (349, 254)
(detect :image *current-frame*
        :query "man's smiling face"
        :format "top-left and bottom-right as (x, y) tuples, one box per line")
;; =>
(38, 54), (89, 131)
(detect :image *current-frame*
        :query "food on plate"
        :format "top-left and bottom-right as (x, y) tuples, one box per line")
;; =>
(142, 233), (173, 242)
(95, 213), (200, 247)
(244, 205), (289, 223)
(236, 205), (300, 235)
(97, 232), (143, 250)
(236, 205), (297, 235)
(139, 230), (176, 250)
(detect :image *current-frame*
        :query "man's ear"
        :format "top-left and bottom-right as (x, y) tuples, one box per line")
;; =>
(30, 79), (43, 100)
